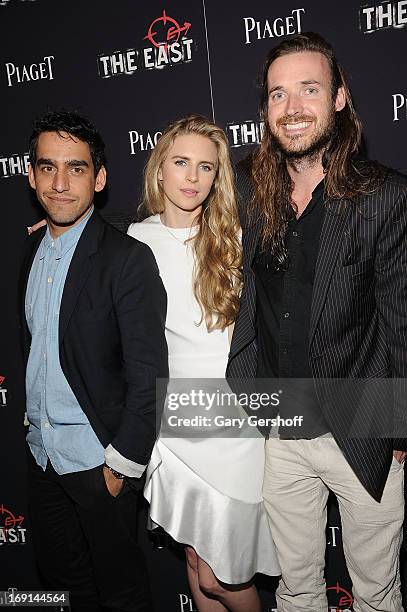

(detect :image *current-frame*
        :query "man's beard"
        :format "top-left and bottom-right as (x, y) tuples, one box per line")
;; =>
(270, 106), (337, 162)
(43, 200), (93, 227)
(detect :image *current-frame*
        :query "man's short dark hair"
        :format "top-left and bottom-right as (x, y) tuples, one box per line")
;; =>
(29, 110), (106, 175)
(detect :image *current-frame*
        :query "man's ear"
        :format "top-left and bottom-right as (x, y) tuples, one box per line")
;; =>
(95, 166), (107, 192)
(335, 86), (346, 112)
(28, 163), (36, 190)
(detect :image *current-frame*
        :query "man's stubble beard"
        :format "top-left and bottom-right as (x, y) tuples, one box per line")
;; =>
(44, 201), (93, 228)
(270, 104), (337, 166)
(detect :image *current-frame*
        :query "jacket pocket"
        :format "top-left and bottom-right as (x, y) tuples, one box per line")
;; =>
(341, 257), (373, 276)
(77, 305), (113, 322)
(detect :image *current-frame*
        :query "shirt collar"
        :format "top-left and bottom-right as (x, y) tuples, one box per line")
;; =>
(312, 178), (325, 200)
(40, 207), (94, 259)
(291, 179), (325, 221)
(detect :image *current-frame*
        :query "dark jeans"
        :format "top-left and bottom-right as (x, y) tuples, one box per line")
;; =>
(27, 450), (153, 612)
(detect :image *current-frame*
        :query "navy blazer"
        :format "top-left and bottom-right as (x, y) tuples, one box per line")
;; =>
(19, 211), (168, 467)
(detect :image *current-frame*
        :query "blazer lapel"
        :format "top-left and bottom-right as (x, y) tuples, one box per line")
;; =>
(309, 199), (351, 347)
(229, 219), (261, 360)
(59, 212), (103, 345)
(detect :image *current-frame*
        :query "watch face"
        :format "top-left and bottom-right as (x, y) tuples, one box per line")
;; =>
(112, 470), (125, 479)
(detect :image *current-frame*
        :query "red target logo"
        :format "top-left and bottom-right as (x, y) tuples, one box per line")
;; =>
(144, 10), (191, 50)
(327, 582), (354, 610)
(0, 504), (26, 545)
(0, 504), (25, 529)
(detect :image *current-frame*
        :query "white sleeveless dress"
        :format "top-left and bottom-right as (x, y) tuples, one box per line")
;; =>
(127, 214), (280, 584)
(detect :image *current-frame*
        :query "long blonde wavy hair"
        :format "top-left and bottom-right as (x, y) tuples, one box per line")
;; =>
(141, 115), (242, 332)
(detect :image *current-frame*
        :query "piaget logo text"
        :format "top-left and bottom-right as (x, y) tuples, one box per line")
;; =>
(243, 8), (305, 44)
(5, 55), (55, 87)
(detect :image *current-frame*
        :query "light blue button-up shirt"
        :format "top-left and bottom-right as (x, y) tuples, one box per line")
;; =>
(25, 208), (105, 474)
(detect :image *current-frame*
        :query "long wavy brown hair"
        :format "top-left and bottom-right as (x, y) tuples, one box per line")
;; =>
(252, 32), (385, 260)
(141, 115), (242, 332)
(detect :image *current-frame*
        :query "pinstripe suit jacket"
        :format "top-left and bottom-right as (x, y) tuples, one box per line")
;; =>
(227, 167), (407, 501)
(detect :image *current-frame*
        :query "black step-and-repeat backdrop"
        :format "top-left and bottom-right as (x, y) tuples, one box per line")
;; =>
(1, 1), (406, 610)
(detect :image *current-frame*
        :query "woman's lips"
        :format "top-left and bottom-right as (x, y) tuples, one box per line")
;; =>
(180, 189), (198, 197)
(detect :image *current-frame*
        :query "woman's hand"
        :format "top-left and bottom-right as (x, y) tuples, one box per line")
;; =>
(393, 450), (407, 464)
(27, 219), (47, 235)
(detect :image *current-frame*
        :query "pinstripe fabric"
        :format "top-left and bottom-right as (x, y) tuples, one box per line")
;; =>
(227, 168), (407, 501)
(227, 170), (260, 377)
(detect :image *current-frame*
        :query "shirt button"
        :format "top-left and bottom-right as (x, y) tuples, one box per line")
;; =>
(292, 231), (298, 237)
(44, 422), (50, 428)
(283, 312), (290, 318)
(47, 276), (53, 284)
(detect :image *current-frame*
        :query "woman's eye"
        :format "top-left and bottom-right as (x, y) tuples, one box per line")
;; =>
(201, 164), (212, 172)
(175, 159), (186, 166)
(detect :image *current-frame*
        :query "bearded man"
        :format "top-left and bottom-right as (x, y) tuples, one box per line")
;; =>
(227, 32), (407, 611)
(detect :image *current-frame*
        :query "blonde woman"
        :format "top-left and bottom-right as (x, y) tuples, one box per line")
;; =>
(127, 115), (279, 612)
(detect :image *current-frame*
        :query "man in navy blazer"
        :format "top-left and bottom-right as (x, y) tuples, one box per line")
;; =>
(20, 110), (168, 612)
